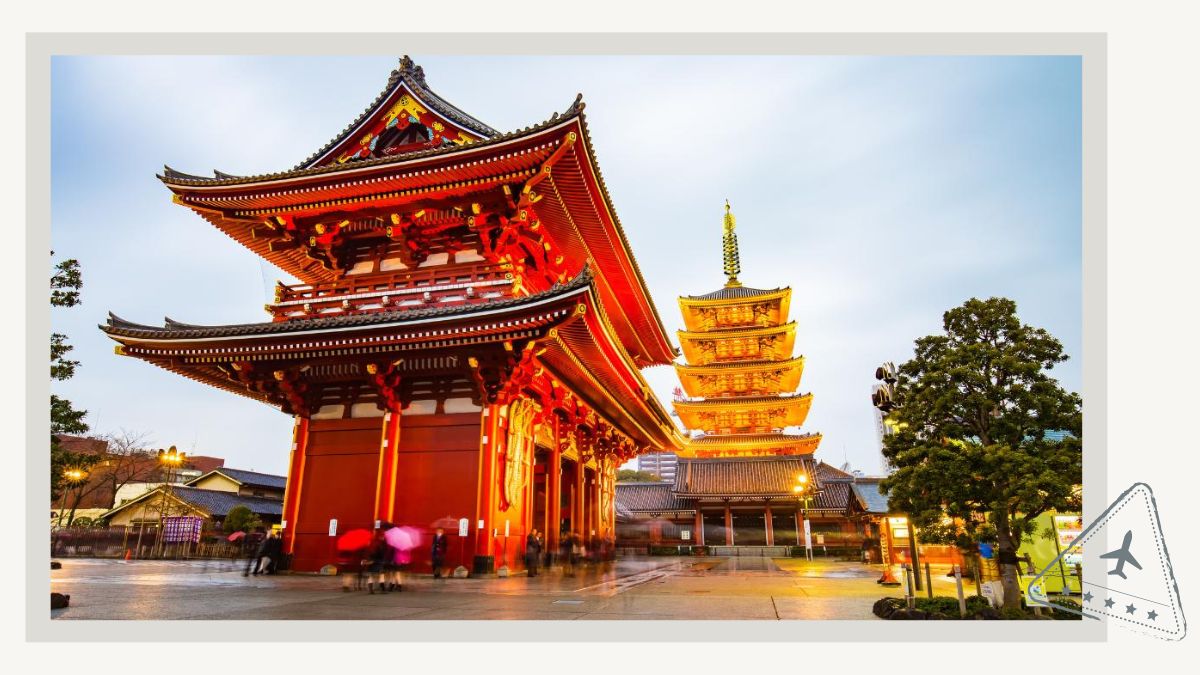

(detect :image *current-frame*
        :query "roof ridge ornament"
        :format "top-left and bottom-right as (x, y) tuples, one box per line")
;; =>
(722, 200), (742, 288)
(397, 55), (426, 85)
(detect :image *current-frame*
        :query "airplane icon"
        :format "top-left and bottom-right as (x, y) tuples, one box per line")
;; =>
(1100, 529), (1143, 580)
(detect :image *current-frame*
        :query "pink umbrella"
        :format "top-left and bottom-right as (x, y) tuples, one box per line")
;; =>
(226, 531), (245, 542)
(384, 525), (422, 552)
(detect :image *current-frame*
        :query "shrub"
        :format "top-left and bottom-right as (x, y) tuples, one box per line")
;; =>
(912, 595), (991, 618)
(223, 505), (261, 534)
(1048, 597), (1083, 619)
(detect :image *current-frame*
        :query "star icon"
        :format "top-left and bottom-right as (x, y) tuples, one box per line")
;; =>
(1083, 591), (1094, 603)
(1147, 610), (1158, 621)
(1126, 603), (1137, 615)
(1104, 597), (1115, 608)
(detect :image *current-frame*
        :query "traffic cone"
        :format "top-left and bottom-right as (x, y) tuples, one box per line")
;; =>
(878, 566), (901, 586)
(124, 548), (132, 560)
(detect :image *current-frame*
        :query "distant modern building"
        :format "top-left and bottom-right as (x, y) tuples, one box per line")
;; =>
(637, 452), (678, 482)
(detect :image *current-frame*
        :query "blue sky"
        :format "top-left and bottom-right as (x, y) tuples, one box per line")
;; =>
(50, 55), (1081, 476)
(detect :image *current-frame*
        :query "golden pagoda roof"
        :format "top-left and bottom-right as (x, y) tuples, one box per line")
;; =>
(674, 355), (805, 375)
(679, 285), (791, 305)
(678, 321), (797, 366)
(677, 431), (822, 458)
(673, 392), (813, 432)
(674, 356), (805, 398)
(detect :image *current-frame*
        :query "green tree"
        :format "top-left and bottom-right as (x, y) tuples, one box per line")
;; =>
(223, 505), (262, 534)
(879, 297), (1081, 609)
(616, 469), (661, 482)
(51, 253), (89, 502)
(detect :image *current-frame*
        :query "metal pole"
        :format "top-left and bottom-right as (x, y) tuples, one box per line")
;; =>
(925, 562), (933, 598)
(903, 564), (915, 610)
(910, 526), (922, 591)
(954, 565), (967, 618)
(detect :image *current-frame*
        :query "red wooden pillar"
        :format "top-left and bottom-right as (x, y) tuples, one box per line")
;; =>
(724, 504), (733, 546)
(589, 468), (600, 541)
(794, 510), (802, 546)
(694, 510), (704, 546)
(373, 410), (401, 525)
(474, 403), (501, 566)
(280, 416), (310, 555)
(574, 460), (585, 537)
(764, 504), (774, 546)
(547, 417), (562, 556)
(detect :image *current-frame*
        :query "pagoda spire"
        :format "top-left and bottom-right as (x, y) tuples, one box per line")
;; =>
(722, 200), (742, 288)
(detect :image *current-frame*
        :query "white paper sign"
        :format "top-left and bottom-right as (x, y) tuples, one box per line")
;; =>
(504, 520), (510, 537)
(803, 519), (812, 549)
(328, 518), (338, 537)
(681, 529), (691, 541)
(458, 517), (469, 537)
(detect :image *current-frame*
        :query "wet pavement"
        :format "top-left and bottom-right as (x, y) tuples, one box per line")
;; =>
(50, 556), (973, 620)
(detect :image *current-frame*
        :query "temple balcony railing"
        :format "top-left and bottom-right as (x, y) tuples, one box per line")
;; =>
(267, 262), (515, 322)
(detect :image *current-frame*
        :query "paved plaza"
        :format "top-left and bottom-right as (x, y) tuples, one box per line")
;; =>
(50, 556), (974, 620)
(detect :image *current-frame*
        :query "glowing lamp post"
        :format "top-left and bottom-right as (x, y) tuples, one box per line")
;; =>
(794, 473), (814, 560)
(58, 467), (90, 527)
(153, 446), (187, 557)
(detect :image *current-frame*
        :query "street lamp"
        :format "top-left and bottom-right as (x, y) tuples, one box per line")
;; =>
(153, 445), (187, 557)
(793, 473), (815, 559)
(57, 467), (90, 527)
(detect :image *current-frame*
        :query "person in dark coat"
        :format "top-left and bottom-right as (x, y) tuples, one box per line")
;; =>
(250, 530), (276, 575)
(560, 531), (575, 577)
(525, 529), (543, 577)
(367, 531), (393, 594)
(242, 529), (267, 577)
(431, 528), (449, 579)
(263, 531), (283, 574)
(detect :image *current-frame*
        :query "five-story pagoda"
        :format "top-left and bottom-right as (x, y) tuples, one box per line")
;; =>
(671, 204), (826, 549)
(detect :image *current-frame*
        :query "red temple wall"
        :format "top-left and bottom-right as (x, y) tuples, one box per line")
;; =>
(389, 411), (483, 573)
(289, 417), (381, 571)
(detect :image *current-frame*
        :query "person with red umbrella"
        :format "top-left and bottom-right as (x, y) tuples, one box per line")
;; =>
(336, 529), (372, 592)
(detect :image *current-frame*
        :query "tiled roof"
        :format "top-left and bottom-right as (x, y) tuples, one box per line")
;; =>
(295, 55), (500, 170)
(103, 486), (282, 520)
(851, 481), (890, 514)
(160, 91), (582, 188)
(172, 487), (284, 518)
(811, 481), (853, 512)
(674, 456), (815, 496)
(684, 286), (784, 301)
(815, 461), (855, 481)
(102, 268), (592, 340)
(614, 483), (695, 513)
(53, 434), (109, 455)
(200, 468), (287, 490)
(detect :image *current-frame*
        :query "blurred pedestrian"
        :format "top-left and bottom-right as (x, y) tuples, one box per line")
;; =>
(560, 531), (575, 577)
(263, 530), (283, 574)
(525, 529), (543, 577)
(367, 531), (393, 594)
(431, 528), (449, 579)
(242, 528), (266, 577)
(337, 545), (367, 592)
